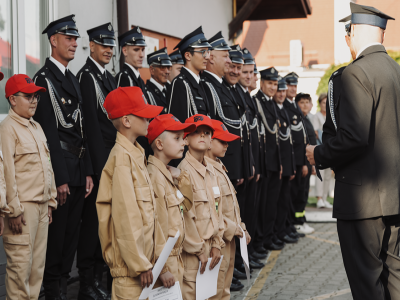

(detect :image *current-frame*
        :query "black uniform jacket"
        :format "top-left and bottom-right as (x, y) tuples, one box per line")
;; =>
(254, 90), (281, 173)
(315, 45), (400, 220)
(284, 99), (306, 166)
(168, 67), (210, 122)
(77, 57), (117, 181)
(145, 79), (168, 114)
(200, 71), (243, 180)
(235, 85), (256, 178)
(115, 63), (151, 157)
(34, 58), (93, 187)
(253, 94), (267, 176)
(276, 103), (295, 177)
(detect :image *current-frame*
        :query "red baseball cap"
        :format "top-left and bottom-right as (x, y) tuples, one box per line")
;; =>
(104, 86), (163, 119)
(5, 74), (46, 98)
(146, 114), (196, 144)
(184, 114), (214, 138)
(211, 120), (240, 142)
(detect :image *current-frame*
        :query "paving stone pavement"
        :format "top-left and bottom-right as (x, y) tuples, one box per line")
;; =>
(231, 223), (352, 300)
(40, 223), (351, 300)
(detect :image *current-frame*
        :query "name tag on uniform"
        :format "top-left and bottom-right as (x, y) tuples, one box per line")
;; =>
(176, 190), (183, 199)
(213, 186), (220, 196)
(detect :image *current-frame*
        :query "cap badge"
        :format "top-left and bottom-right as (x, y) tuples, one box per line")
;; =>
(236, 45), (240, 51)
(244, 49), (248, 53)
(108, 24), (113, 31)
(198, 39), (201, 43)
(132, 37), (135, 42)
(271, 68), (275, 74)
(72, 16), (76, 23)
(194, 116), (204, 122)
(165, 48), (167, 53)
(221, 124), (227, 131)
(61, 98), (66, 104)
(137, 27), (141, 33)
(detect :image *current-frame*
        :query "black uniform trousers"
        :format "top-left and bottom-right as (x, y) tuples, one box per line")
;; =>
(234, 182), (246, 268)
(274, 176), (291, 239)
(77, 179), (103, 271)
(300, 165), (312, 225)
(240, 178), (258, 256)
(254, 170), (281, 247)
(290, 165), (307, 225)
(337, 215), (400, 300)
(45, 186), (86, 285)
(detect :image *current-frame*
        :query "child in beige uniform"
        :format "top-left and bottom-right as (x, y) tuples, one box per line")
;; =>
(146, 114), (196, 288)
(178, 114), (225, 300)
(1, 74), (57, 299)
(205, 120), (251, 300)
(96, 87), (169, 300)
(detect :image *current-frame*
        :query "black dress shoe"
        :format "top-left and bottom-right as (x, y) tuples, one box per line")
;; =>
(252, 251), (268, 259)
(78, 269), (103, 300)
(232, 276), (240, 284)
(296, 232), (306, 238)
(60, 292), (67, 300)
(264, 242), (285, 250)
(230, 282), (244, 291)
(273, 237), (285, 246)
(289, 232), (300, 240)
(254, 246), (267, 254)
(249, 259), (264, 269)
(233, 268), (247, 279)
(236, 264), (253, 275)
(281, 234), (298, 244)
(249, 254), (263, 263)
(94, 264), (111, 300)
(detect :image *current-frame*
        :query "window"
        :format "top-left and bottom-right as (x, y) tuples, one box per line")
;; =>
(0, 0), (12, 115)
(25, 0), (41, 78)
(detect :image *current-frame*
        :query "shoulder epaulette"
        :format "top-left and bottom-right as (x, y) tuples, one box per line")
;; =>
(330, 66), (346, 80)
(35, 67), (50, 78)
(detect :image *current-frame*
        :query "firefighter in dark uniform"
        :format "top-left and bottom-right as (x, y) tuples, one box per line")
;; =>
(116, 26), (147, 93)
(252, 67), (285, 252)
(283, 72), (307, 238)
(115, 26), (150, 156)
(236, 48), (266, 266)
(273, 77), (297, 244)
(145, 47), (172, 114)
(221, 45), (257, 273)
(33, 15), (94, 300)
(76, 22), (118, 300)
(168, 49), (184, 84)
(168, 26), (212, 122)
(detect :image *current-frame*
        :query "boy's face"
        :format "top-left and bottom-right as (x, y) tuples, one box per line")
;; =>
(297, 98), (310, 116)
(161, 130), (186, 159)
(129, 114), (150, 136)
(186, 125), (212, 152)
(210, 138), (228, 158)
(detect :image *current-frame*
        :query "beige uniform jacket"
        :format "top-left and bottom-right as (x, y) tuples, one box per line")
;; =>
(0, 157), (9, 217)
(96, 132), (166, 278)
(147, 156), (193, 273)
(0, 108), (57, 217)
(205, 157), (246, 242)
(178, 152), (225, 255)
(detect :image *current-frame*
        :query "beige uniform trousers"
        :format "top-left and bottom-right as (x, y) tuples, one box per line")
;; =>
(111, 276), (142, 300)
(209, 239), (235, 300)
(3, 201), (49, 300)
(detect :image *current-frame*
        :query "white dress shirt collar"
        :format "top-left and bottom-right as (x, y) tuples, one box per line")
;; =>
(239, 84), (248, 93)
(287, 97), (297, 107)
(150, 77), (165, 92)
(50, 56), (68, 75)
(204, 70), (222, 84)
(277, 103), (283, 109)
(183, 66), (200, 84)
(125, 62), (140, 78)
(89, 56), (105, 74)
(356, 43), (382, 59)
(261, 90), (271, 101)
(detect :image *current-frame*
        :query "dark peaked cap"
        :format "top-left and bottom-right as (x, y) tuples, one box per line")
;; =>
(174, 26), (211, 52)
(260, 67), (279, 81)
(284, 72), (299, 85)
(169, 50), (184, 65)
(118, 26), (146, 48)
(339, 2), (394, 29)
(229, 44), (244, 64)
(147, 47), (172, 66)
(242, 48), (255, 65)
(208, 31), (231, 51)
(87, 23), (116, 47)
(42, 14), (79, 39)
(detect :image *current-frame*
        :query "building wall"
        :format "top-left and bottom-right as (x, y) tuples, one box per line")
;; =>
(236, 0), (334, 67)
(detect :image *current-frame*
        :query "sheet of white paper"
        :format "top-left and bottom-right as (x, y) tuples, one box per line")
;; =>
(195, 255), (224, 300)
(139, 231), (180, 300)
(149, 281), (183, 300)
(240, 227), (250, 285)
